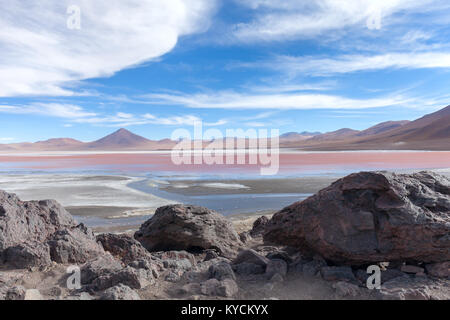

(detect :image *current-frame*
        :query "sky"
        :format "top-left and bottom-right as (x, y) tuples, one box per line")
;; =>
(1, 0), (450, 142)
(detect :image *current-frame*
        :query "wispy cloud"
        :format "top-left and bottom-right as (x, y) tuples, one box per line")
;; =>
(71, 113), (227, 127)
(141, 91), (412, 110)
(266, 52), (450, 76)
(0, 103), (96, 118)
(0, 0), (218, 97)
(231, 0), (445, 42)
(0, 102), (228, 127)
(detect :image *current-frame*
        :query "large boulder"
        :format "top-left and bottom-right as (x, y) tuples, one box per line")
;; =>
(97, 233), (154, 265)
(134, 205), (243, 258)
(0, 190), (104, 267)
(264, 171), (450, 265)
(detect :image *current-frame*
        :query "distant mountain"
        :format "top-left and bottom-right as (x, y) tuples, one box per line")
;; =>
(85, 128), (152, 150)
(301, 105), (450, 150)
(280, 131), (321, 142)
(355, 121), (410, 137)
(34, 138), (84, 148)
(307, 128), (360, 142)
(0, 106), (449, 152)
(350, 105), (450, 148)
(0, 138), (83, 151)
(280, 131), (321, 138)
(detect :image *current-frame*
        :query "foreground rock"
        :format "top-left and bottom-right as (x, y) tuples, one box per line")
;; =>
(264, 171), (450, 265)
(379, 276), (450, 300)
(135, 205), (243, 258)
(97, 233), (155, 264)
(100, 284), (141, 300)
(0, 191), (104, 268)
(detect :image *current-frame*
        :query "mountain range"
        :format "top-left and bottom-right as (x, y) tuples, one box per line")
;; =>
(0, 105), (449, 152)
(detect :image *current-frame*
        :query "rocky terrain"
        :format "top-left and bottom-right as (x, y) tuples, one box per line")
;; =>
(0, 171), (449, 300)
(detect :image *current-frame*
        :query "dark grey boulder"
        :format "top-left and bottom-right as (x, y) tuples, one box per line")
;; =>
(265, 171), (450, 265)
(134, 205), (243, 258)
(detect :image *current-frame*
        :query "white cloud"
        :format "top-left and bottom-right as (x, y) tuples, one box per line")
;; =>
(0, 103), (96, 118)
(0, 102), (228, 127)
(141, 91), (411, 110)
(0, 0), (217, 97)
(269, 52), (450, 76)
(71, 112), (227, 127)
(232, 0), (442, 42)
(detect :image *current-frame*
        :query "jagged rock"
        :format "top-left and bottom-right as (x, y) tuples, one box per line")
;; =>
(299, 258), (327, 277)
(134, 205), (243, 258)
(0, 190), (104, 267)
(379, 276), (450, 300)
(233, 263), (265, 276)
(5, 286), (26, 300)
(266, 251), (293, 264)
(200, 278), (238, 298)
(320, 266), (357, 283)
(233, 249), (269, 267)
(381, 269), (408, 283)
(265, 259), (288, 279)
(97, 233), (154, 264)
(0, 193), (74, 251)
(179, 283), (201, 295)
(81, 254), (123, 285)
(91, 266), (153, 291)
(163, 259), (193, 272)
(47, 225), (104, 264)
(165, 271), (181, 283)
(208, 261), (236, 281)
(4, 241), (52, 269)
(401, 265), (425, 275)
(250, 216), (269, 237)
(100, 284), (141, 300)
(264, 171), (450, 265)
(154, 251), (196, 267)
(204, 249), (219, 261)
(332, 281), (362, 298)
(128, 259), (160, 279)
(239, 232), (252, 243)
(197, 257), (231, 273)
(426, 262), (450, 278)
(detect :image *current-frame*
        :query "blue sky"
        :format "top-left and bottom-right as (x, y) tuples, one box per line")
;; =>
(1, 0), (450, 142)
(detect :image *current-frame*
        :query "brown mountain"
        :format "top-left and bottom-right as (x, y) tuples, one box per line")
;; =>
(355, 120), (410, 137)
(84, 128), (153, 150)
(0, 106), (449, 152)
(0, 138), (83, 151)
(301, 105), (450, 150)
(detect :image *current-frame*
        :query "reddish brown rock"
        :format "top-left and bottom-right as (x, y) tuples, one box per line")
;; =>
(264, 171), (450, 265)
(97, 233), (154, 264)
(134, 205), (243, 258)
(426, 262), (450, 278)
(0, 190), (104, 267)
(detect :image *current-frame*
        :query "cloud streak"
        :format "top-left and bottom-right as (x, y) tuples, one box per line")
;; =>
(269, 52), (450, 76)
(0, 0), (217, 97)
(141, 91), (412, 110)
(232, 0), (444, 42)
